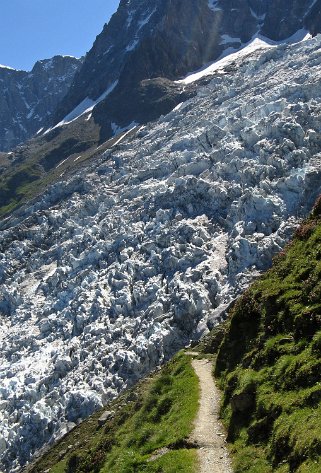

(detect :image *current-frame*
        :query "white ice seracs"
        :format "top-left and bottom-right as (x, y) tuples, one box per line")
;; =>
(2, 35), (321, 472)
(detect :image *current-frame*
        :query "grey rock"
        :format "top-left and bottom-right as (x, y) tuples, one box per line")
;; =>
(98, 410), (115, 427)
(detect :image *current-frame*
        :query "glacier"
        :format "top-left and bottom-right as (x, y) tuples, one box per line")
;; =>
(2, 35), (321, 471)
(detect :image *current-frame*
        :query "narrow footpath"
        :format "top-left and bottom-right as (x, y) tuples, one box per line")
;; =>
(189, 357), (233, 473)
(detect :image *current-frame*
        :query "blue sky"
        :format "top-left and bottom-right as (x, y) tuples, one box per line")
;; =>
(0, 0), (120, 71)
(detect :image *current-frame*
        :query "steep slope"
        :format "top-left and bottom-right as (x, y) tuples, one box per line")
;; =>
(215, 205), (321, 472)
(0, 56), (82, 151)
(1, 0), (320, 218)
(2, 34), (321, 471)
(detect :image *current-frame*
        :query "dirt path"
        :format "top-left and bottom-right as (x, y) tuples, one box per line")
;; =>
(190, 358), (233, 473)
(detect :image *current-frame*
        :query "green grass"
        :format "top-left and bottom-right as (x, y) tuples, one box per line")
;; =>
(27, 352), (199, 473)
(214, 211), (321, 472)
(100, 352), (199, 473)
(100, 448), (197, 473)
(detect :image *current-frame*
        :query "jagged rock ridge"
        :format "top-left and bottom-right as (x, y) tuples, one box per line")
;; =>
(0, 56), (82, 151)
(2, 34), (321, 471)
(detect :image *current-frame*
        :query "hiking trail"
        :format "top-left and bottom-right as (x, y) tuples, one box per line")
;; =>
(189, 356), (233, 473)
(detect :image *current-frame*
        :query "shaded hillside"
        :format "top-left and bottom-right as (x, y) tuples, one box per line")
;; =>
(215, 200), (321, 472)
(0, 116), (134, 217)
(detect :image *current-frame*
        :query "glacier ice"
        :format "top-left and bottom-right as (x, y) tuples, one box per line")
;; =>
(2, 35), (321, 471)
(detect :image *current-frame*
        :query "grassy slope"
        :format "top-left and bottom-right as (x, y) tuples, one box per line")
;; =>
(215, 202), (321, 473)
(26, 353), (199, 473)
(0, 119), (99, 217)
(0, 121), (138, 219)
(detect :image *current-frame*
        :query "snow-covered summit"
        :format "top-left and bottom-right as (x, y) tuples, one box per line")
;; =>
(2, 34), (321, 471)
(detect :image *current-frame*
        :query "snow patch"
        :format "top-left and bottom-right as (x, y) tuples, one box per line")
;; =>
(138, 8), (157, 29)
(45, 80), (118, 132)
(112, 122), (139, 146)
(0, 64), (16, 71)
(178, 37), (274, 84)
(179, 30), (312, 85)
(126, 39), (139, 52)
(56, 157), (70, 169)
(220, 34), (242, 45)
(61, 55), (80, 60)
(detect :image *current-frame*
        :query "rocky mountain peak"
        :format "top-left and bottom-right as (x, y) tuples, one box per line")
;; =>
(1, 0), (321, 152)
(0, 55), (82, 152)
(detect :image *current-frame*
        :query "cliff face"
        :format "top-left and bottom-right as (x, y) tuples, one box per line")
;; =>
(0, 56), (82, 151)
(263, 0), (321, 39)
(54, 0), (262, 125)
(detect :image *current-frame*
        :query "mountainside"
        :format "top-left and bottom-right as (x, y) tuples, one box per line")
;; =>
(215, 206), (321, 472)
(2, 32), (321, 471)
(20, 209), (321, 473)
(3, 1), (321, 471)
(0, 56), (82, 152)
(24, 352), (199, 473)
(54, 0), (321, 133)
